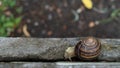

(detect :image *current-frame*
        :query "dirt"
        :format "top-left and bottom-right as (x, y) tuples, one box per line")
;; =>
(11, 0), (120, 38)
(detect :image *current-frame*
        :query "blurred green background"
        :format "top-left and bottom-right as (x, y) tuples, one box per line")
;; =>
(0, 0), (120, 38)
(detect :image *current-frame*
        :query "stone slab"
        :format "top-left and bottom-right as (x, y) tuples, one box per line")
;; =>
(0, 62), (120, 68)
(0, 37), (119, 61)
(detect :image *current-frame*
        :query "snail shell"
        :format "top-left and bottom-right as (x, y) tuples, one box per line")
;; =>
(75, 37), (101, 60)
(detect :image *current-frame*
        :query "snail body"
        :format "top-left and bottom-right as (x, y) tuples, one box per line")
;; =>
(64, 37), (101, 61)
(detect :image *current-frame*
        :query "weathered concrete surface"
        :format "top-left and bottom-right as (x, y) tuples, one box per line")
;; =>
(0, 62), (120, 68)
(0, 37), (120, 61)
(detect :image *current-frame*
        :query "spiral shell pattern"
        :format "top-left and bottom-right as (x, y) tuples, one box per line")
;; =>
(75, 37), (101, 60)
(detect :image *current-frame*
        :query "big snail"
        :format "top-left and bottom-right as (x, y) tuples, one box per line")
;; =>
(64, 37), (101, 61)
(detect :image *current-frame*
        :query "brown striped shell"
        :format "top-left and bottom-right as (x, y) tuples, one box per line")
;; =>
(75, 37), (101, 60)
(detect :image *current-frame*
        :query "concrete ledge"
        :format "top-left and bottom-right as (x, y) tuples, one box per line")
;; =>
(0, 37), (119, 61)
(0, 62), (120, 68)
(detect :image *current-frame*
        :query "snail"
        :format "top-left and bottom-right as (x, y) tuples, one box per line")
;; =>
(64, 37), (101, 61)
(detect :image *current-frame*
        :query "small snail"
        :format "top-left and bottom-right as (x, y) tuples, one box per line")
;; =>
(64, 37), (101, 61)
